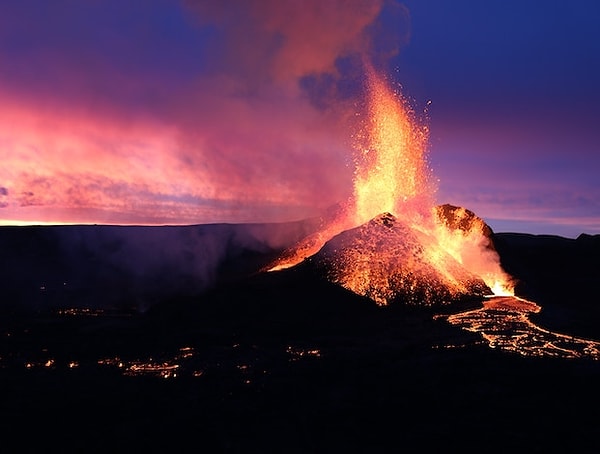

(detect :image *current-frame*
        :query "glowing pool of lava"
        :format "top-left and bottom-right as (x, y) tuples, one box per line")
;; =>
(437, 296), (600, 360)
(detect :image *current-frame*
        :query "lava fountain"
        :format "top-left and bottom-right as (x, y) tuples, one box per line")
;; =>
(267, 64), (514, 305)
(350, 64), (433, 226)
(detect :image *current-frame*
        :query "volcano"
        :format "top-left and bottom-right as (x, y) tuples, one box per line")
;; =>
(301, 212), (490, 306)
(265, 203), (508, 308)
(261, 67), (514, 304)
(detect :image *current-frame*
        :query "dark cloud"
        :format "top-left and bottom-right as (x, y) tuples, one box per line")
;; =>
(184, 0), (384, 82)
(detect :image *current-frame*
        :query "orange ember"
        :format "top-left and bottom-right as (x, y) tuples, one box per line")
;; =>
(267, 63), (514, 304)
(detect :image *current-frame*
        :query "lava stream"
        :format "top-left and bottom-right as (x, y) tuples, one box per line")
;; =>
(441, 296), (600, 360)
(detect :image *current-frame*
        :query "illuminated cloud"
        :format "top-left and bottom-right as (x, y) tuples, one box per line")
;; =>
(1, 1), (598, 236)
(0, 0), (414, 225)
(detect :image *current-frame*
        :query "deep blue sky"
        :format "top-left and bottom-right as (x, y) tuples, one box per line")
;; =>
(0, 0), (598, 237)
(395, 0), (600, 237)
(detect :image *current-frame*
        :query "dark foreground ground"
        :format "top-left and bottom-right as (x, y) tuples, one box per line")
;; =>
(1, 225), (599, 453)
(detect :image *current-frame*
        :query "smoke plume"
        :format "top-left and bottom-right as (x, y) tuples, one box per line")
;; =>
(0, 0), (410, 225)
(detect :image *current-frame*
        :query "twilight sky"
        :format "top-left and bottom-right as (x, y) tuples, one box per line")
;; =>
(1, 0), (598, 237)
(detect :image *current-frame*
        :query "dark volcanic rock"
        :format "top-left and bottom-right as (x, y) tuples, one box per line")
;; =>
(0, 220), (316, 313)
(436, 204), (494, 238)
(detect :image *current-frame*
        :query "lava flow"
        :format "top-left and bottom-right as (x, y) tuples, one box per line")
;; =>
(437, 296), (600, 360)
(266, 64), (514, 306)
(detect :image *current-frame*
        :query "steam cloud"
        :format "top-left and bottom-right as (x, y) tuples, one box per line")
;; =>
(0, 0), (410, 225)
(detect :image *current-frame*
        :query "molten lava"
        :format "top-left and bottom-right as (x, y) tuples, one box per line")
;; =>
(433, 204), (515, 297)
(440, 296), (600, 360)
(267, 64), (514, 305)
(310, 212), (490, 306)
(351, 66), (433, 225)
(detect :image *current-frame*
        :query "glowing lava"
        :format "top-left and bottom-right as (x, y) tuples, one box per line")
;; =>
(310, 212), (490, 306)
(351, 66), (433, 225)
(267, 64), (514, 305)
(439, 296), (600, 360)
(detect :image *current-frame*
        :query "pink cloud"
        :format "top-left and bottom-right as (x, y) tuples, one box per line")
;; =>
(0, 0), (412, 226)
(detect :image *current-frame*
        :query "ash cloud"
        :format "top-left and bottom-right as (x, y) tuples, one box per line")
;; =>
(186, 0), (383, 82)
(0, 0), (411, 225)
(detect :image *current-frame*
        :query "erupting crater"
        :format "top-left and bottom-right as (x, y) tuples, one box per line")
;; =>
(308, 212), (490, 306)
(265, 65), (514, 307)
